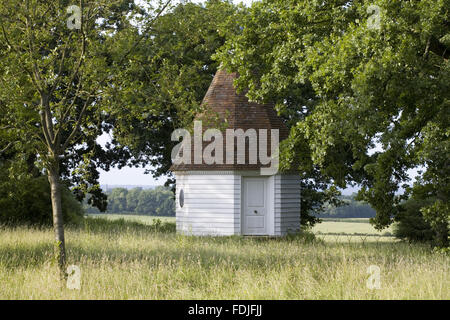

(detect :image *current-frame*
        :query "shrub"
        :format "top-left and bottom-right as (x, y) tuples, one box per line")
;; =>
(421, 200), (449, 248)
(0, 175), (84, 226)
(393, 198), (434, 243)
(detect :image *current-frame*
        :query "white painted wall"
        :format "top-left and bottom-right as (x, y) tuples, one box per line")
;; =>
(174, 171), (301, 236)
(274, 175), (301, 235)
(175, 172), (240, 236)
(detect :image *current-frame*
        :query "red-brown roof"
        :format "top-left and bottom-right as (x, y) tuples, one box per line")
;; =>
(170, 69), (289, 171)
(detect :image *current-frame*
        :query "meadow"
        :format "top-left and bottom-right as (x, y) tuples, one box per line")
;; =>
(0, 216), (448, 299)
(88, 213), (175, 224)
(312, 218), (396, 243)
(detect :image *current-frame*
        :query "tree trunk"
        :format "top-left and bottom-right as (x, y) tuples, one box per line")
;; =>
(48, 166), (66, 279)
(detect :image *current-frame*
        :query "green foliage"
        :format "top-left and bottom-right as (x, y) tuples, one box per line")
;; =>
(317, 194), (376, 218)
(394, 198), (434, 243)
(420, 200), (449, 247)
(109, 0), (241, 186)
(0, 0), (178, 225)
(216, 0), (449, 241)
(84, 186), (175, 216)
(0, 148), (83, 225)
(411, 122), (450, 247)
(0, 174), (83, 226)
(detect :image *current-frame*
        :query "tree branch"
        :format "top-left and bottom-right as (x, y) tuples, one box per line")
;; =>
(60, 0), (173, 151)
(39, 109), (54, 151)
(0, 142), (14, 155)
(429, 36), (450, 60)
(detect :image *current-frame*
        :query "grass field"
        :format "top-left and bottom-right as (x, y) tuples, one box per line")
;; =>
(0, 216), (448, 299)
(89, 214), (396, 242)
(87, 213), (175, 225)
(312, 218), (396, 243)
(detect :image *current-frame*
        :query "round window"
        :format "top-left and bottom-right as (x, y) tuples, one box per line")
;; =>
(179, 189), (184, 208)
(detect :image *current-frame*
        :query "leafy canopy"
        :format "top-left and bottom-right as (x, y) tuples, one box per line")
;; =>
(216, 0), (449, 238)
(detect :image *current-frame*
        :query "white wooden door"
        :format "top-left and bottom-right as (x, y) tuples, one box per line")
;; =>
(242, 177), (268, 235)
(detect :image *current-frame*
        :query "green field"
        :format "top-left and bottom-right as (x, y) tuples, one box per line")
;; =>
(0, 216), (448, 299)
(313, 218), (393, 235)
(312, 218), (396, 243)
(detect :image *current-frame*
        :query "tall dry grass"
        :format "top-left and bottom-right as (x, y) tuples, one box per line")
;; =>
(0, 218), (448, 299)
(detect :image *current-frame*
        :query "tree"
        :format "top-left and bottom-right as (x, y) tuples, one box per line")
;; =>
(216, 0), (449, 241)
(126, 187), (143, 213)
(0, 139), (83, 225)
(153, 186), (175, 216)
(318, 194), (376, 219)
(410, 121), (449, 247)
(0, 0), (172, 276)
(108, 188), (128, 213)
(108, 0), (241, 189)
(394, 197), (434, 243)
(215, 0), (353, 227)
(136, 189), (157, 215)
(84, 186), (175, 215)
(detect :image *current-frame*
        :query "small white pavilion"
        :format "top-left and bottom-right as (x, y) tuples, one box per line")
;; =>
(170, 69), (301, 236)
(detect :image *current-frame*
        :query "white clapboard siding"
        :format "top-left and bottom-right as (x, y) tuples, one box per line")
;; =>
(175, 172), (300, 236)
(175, 173), (241, 236)
(274, 175), (301, 235)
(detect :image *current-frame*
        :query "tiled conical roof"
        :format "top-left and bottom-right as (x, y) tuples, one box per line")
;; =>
(170, 69), (289, 171)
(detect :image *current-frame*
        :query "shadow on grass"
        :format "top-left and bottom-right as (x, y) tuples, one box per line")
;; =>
(0, 242), (54, 269)
(0, 218), (325, 271)
(0, 218), (430, 272)
(76, 216), (176, 234)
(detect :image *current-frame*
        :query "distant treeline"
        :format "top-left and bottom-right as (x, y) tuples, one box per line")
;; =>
(85, 186), (175, 216)
(314, 194), (376, 218)
(87, 188), (374, 219)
